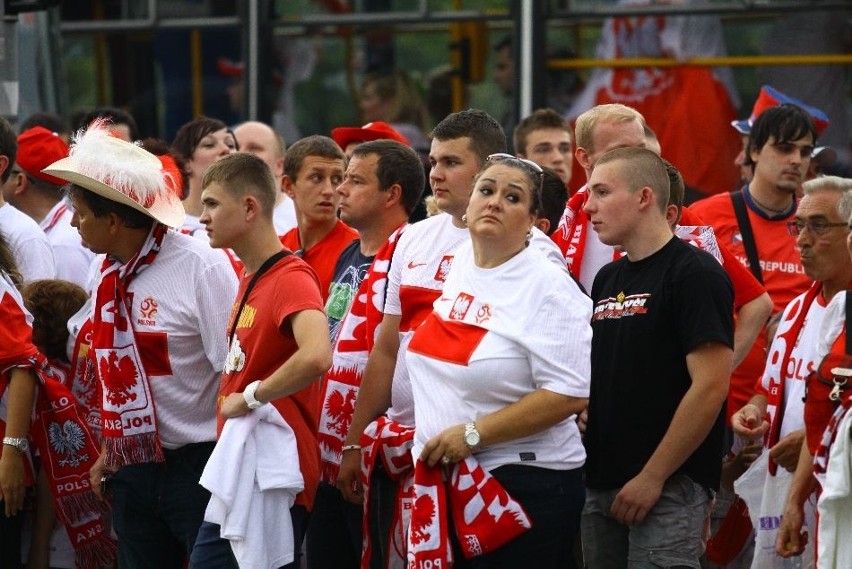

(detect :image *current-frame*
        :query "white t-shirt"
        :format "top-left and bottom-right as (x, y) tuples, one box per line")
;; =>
(406, 242), (591, 471)
(383, 214), (568, 425)
(87, 230), (238, 447)
(818, 291), (846, 360)
(760, 289), (827, 439)
(0, 203), (56, 282)
(40, 201), (96, 288)
(272, 195), (297, 235)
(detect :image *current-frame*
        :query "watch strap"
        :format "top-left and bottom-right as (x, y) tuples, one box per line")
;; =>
(243, 380), (265, 409)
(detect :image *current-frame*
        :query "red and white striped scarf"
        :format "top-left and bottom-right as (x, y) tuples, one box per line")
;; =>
(318, 225), (407, 485)
(92, 223), (167, 469)
(407, 456), (532, 567)
(359, 416), (415, 569)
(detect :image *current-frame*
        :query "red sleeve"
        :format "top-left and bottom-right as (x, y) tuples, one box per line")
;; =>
(0, 291), (39, 370)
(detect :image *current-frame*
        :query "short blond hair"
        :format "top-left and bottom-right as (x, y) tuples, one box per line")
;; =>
(574, 104), (644, 154)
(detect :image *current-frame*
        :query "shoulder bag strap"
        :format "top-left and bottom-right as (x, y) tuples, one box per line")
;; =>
(731, 191), (763, 284)
(228, 250), (291, 345)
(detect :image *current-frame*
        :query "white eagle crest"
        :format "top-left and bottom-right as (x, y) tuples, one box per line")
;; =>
(48, 420), (89, 468)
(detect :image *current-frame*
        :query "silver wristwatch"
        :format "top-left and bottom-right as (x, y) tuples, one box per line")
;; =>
(463, 422), (481, 451)
(3, 436), (29, 454)
(242, 380), (265, 409)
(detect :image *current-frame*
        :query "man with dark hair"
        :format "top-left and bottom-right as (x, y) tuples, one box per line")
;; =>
(43, 121), (237, 569)
(307, 139), (424, 568)
(0, 118), (56, 283)
(280, 135), (357, 301)
(3, 127), (94, 286)
(692, 103), (817, 427)
(582, 147), (734, 567)
(536, 166), (569, 236)
(492, 36), (515, 152)
(336, 109), (507, 567)
(515, 108), (574, 186)
(190, 152), (332, 569)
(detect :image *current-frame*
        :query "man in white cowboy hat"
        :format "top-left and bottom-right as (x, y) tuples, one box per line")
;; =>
(43, 120), (238, 569)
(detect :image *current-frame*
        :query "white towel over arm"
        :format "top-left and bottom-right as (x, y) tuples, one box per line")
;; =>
(200, 405), (304, 569)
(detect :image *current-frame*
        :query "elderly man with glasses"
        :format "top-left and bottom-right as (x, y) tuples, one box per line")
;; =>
(732, 175), (852, 566)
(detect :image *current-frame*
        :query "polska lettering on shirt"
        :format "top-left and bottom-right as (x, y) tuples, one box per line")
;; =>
(592, 292), (651, 321)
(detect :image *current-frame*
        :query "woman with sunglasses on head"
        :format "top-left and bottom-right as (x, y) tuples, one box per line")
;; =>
(404, 154), (592, 568)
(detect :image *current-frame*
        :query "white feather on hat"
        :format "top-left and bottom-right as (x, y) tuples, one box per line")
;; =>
(43, 119), (186, 228)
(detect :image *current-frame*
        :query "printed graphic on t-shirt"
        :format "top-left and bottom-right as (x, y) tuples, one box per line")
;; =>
(592, 292), (651, 321)
(435, 255), (454, 282)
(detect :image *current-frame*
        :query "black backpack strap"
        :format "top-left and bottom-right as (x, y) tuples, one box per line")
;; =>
(731, 191), (763, 284)
(846, 290), (851, 355)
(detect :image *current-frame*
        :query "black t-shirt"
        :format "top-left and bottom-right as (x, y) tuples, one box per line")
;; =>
(585, 236), (734, 491)
(325, 240), (373, 344)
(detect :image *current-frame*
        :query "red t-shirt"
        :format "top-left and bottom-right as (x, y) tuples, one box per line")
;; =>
(280, 220), (358, 302)
(690, 192), (811, 419)
(218, 256), (325, 509)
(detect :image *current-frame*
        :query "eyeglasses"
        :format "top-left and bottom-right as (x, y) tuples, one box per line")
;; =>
(486, 153), (543, 179)
(786, 219), (848, 237)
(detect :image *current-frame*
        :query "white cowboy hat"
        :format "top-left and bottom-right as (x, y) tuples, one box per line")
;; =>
(43, 120), (186, 227)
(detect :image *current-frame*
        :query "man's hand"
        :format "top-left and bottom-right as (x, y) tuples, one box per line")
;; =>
(220, 392), (251, 419)
(731, 403), (769, 439)
(337, 449), (364, 505)
(769, 430), (805, 472)
(0, 448), (26, 516)
(576, 406), (588, 436)
(88, 451), (116, 501)
(775, 502), (808, 557)
(611, 471), (664, 526)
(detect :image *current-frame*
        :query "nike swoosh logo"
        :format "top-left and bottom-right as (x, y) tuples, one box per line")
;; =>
(407, 261), (428, 269)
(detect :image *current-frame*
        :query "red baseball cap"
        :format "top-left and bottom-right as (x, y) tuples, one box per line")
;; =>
(18, 126), (69, 186)
(331, 121), (410, 150)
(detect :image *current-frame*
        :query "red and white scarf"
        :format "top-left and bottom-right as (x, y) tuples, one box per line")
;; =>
(764, 282), (821, 475)
(92, 223), (167, 469)
(1, 342), (115, 567)
(552, 188), (619, 283)
(813, 392), (852, 483)
(30, 359), (118, 569)
(407, 456), (532, 567)
(318, 225), (407, 485)
(359, 416), (415, 569)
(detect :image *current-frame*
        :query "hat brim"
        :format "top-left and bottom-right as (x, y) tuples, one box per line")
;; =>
(730, 119), (750, 135)
(44, 157), (186, 228)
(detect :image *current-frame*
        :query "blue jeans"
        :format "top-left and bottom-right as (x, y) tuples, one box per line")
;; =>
(452, 465), (585, 569)
(305, 482), (362, 568)
(110, 441), (216, 569)
(582, 474), (714, 569)
(190, 505), (308, 569)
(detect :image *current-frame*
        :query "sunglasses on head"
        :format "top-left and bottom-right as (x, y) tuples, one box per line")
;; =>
(486, 153), (544, 178)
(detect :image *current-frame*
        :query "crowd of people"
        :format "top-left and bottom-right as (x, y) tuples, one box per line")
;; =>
(0, 79), (851, 569)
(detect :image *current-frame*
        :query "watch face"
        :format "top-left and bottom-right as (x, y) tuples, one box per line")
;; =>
(465, 430), (480, 447)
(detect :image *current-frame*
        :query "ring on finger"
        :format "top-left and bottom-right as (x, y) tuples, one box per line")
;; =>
(441, 455), (451, 465)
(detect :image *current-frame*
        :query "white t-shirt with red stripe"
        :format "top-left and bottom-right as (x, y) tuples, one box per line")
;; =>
(384, 213), (568, 426)
(406, 241), (591, 472)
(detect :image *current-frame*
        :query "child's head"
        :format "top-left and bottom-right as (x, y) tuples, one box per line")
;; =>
(22, 279), (88, 362)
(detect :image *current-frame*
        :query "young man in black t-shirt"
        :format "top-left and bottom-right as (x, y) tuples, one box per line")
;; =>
(581, 147), (734, 568)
